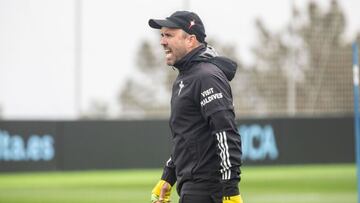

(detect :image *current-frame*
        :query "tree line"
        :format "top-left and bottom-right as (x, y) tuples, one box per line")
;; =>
(93, 0), (360, 119)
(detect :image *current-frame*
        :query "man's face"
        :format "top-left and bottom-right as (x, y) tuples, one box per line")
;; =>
(160, 27), (189, 66)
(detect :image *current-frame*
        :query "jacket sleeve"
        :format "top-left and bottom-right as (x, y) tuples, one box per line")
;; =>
(197, 69), (242, 196)
(161, 157), (177, 186)
(209, 110), (242, 196)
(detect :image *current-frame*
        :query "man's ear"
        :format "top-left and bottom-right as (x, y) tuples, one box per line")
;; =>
(188, 35), (199, 48)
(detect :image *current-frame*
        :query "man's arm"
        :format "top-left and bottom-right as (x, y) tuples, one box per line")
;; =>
(208, 110), (242, 196)
(196, 67), (242, 198)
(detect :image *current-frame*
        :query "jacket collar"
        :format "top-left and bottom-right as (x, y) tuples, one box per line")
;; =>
(173, 44), (206, 72)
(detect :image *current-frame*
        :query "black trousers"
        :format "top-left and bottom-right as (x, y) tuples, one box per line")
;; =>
(179, 194), (222, 203)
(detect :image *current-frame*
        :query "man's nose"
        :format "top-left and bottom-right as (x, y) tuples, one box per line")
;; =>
(160, 37), (167, 45)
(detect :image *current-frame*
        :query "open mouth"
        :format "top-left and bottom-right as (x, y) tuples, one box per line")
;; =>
(164, 49), (172, 55)
(164, 49), (173, 59)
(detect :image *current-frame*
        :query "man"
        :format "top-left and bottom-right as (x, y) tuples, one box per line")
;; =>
(148, 11), (243, 203)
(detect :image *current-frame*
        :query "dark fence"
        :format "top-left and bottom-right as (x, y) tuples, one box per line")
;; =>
(0, 117), (354, 172)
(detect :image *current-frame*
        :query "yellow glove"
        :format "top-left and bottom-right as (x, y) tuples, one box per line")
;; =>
(223, 195), (244, 203)
(151, 180), (172, 203)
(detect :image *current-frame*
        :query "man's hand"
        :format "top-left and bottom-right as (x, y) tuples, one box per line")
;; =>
(151, 180), (172, 203)
(223, 195), (244, 203)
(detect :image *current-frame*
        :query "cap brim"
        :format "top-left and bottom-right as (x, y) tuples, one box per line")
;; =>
(148, 19), (181, 29)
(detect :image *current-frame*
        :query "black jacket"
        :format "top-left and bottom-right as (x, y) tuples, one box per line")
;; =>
(161, 44), (242, 196)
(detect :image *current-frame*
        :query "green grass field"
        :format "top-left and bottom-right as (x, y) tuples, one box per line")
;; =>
(0, 164), (356, 203)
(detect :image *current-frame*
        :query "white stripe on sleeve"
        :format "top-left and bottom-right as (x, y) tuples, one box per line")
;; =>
(216, 131), (232, 180)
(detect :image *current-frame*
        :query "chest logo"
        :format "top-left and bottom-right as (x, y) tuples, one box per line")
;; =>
(178, 81), (184, 95)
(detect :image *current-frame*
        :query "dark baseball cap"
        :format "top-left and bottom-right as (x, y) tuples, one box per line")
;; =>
(148, 11), (206, 43)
